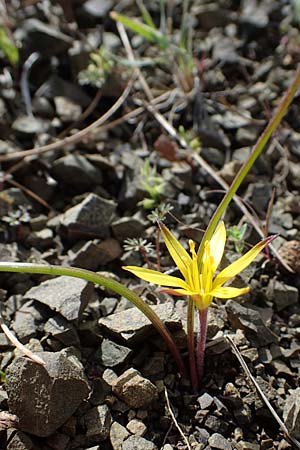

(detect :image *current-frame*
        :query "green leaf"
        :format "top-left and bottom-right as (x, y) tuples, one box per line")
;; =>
(137, 0), (156, 29)
(0, 27), (18, 66)
(110, 12), (168, 50)
(0, 262), (185, 375)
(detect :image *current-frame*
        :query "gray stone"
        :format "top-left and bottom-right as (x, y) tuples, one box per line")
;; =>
(52, 154), (103, 188)
(54, 96), (82, 122)
(12, 301), (48, 343)
(207, 307), (226, 339)
(83, 0), (113, 17)
(266, 280), (298, 311)
(6, 351), (90, 437)
(110, 421), (130, 450)
(84, 404), (112, 442)
(24, 276), (95, 321)
(68, 238), (121, 270)
(283, 388), (300, 439)
(60, 193), (117, 240)
(98, 339), (132, 367)
(225, 300), (277, 347)
(7, 430), (35, 450)
(112, 217), (145, 241)
(113, 368), (158, 408)
(12, 116), (46, 136)
(99, 302), (182, 345)
(205, 415), (228, 434)
(198, 393), (214, 410)
(208, 433), (232, 450)
(44, 315), (80, 346)
(99, 297), (118, 316)
(122, 435), (158, 450)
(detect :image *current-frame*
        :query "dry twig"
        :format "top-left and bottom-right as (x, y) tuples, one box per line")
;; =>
(0, 316), (45, 365)
(164, 387), (192, 450)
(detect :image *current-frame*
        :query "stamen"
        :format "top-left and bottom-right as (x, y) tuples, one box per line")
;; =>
(189, 240), (197, 258)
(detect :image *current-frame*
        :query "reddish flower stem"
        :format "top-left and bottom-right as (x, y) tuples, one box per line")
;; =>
(187, 298), (198, 390)
(197, 308), (208, 380)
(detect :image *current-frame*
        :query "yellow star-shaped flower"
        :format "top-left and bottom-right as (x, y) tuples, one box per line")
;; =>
(123, 222), (274, 310)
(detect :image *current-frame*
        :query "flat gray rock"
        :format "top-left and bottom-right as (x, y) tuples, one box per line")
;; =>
(52, 154), (103, 188)
(44, 315), (80, 346)
(110, 421), (130, 450)
(98, 339), (132, 367)
(12, 300), (48, 343)
(208, 433), (232, 450)
(225, 300), (277, 347)
(99, 302), (182, 345)
(24, 276), (95, 321)
(122, 436), (158, 450)
(60, 193), (117, 240)
(266, 280), (298, 311)
(6, 351), (90, 437)
(7, 430), (35, 450)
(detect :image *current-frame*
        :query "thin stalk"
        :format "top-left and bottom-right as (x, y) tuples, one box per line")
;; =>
(187, 298), (198, 389)
(197, 65), (300, 265)
(197, 308), (208, 380)
(0, 262), (185, 376)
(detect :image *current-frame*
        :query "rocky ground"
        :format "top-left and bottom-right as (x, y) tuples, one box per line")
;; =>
(1, 0), (300, 449)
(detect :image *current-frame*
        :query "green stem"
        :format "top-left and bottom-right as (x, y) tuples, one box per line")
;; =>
(187, 298), (198, 390)
(0, 262), (185, 376)
(197, 65), (300, 264)
(197, 308), (208, 381)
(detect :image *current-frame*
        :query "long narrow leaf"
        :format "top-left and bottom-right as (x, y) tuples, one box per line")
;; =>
(0, 262), (185, 375)
(111, 12), (168, 49)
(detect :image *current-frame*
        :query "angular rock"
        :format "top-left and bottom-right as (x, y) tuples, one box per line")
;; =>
(208, 433), (232, 450)
(60, 193), (117, 240)
(266, 280), (298, 311)
(113, 368), (158, 408)
(110, 421), (130, 450)
(12, 300), (48, 343)
(44, 315), (80, 346)
(24, 276), (95, 321)
(112, 217), (145, 241)
(84, 405), (112, 442)
(99, 302), (182, 345)
(11, 116), (46, 136)
(6, 351), (90, 437)
(7, 430), (35, 450)
(54, 96), (82, 122)
(52, 154), (103, 189)
(225, 300), (277, 346)
(126, 418), (147, 436)
(68, 238), (122, 269)
(122, 436), (158, 450)
(283, 388), (300, 440)
(83, 0), (113, 18)
(98, 339), (132, 367)
(198, 392), (214, 410)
